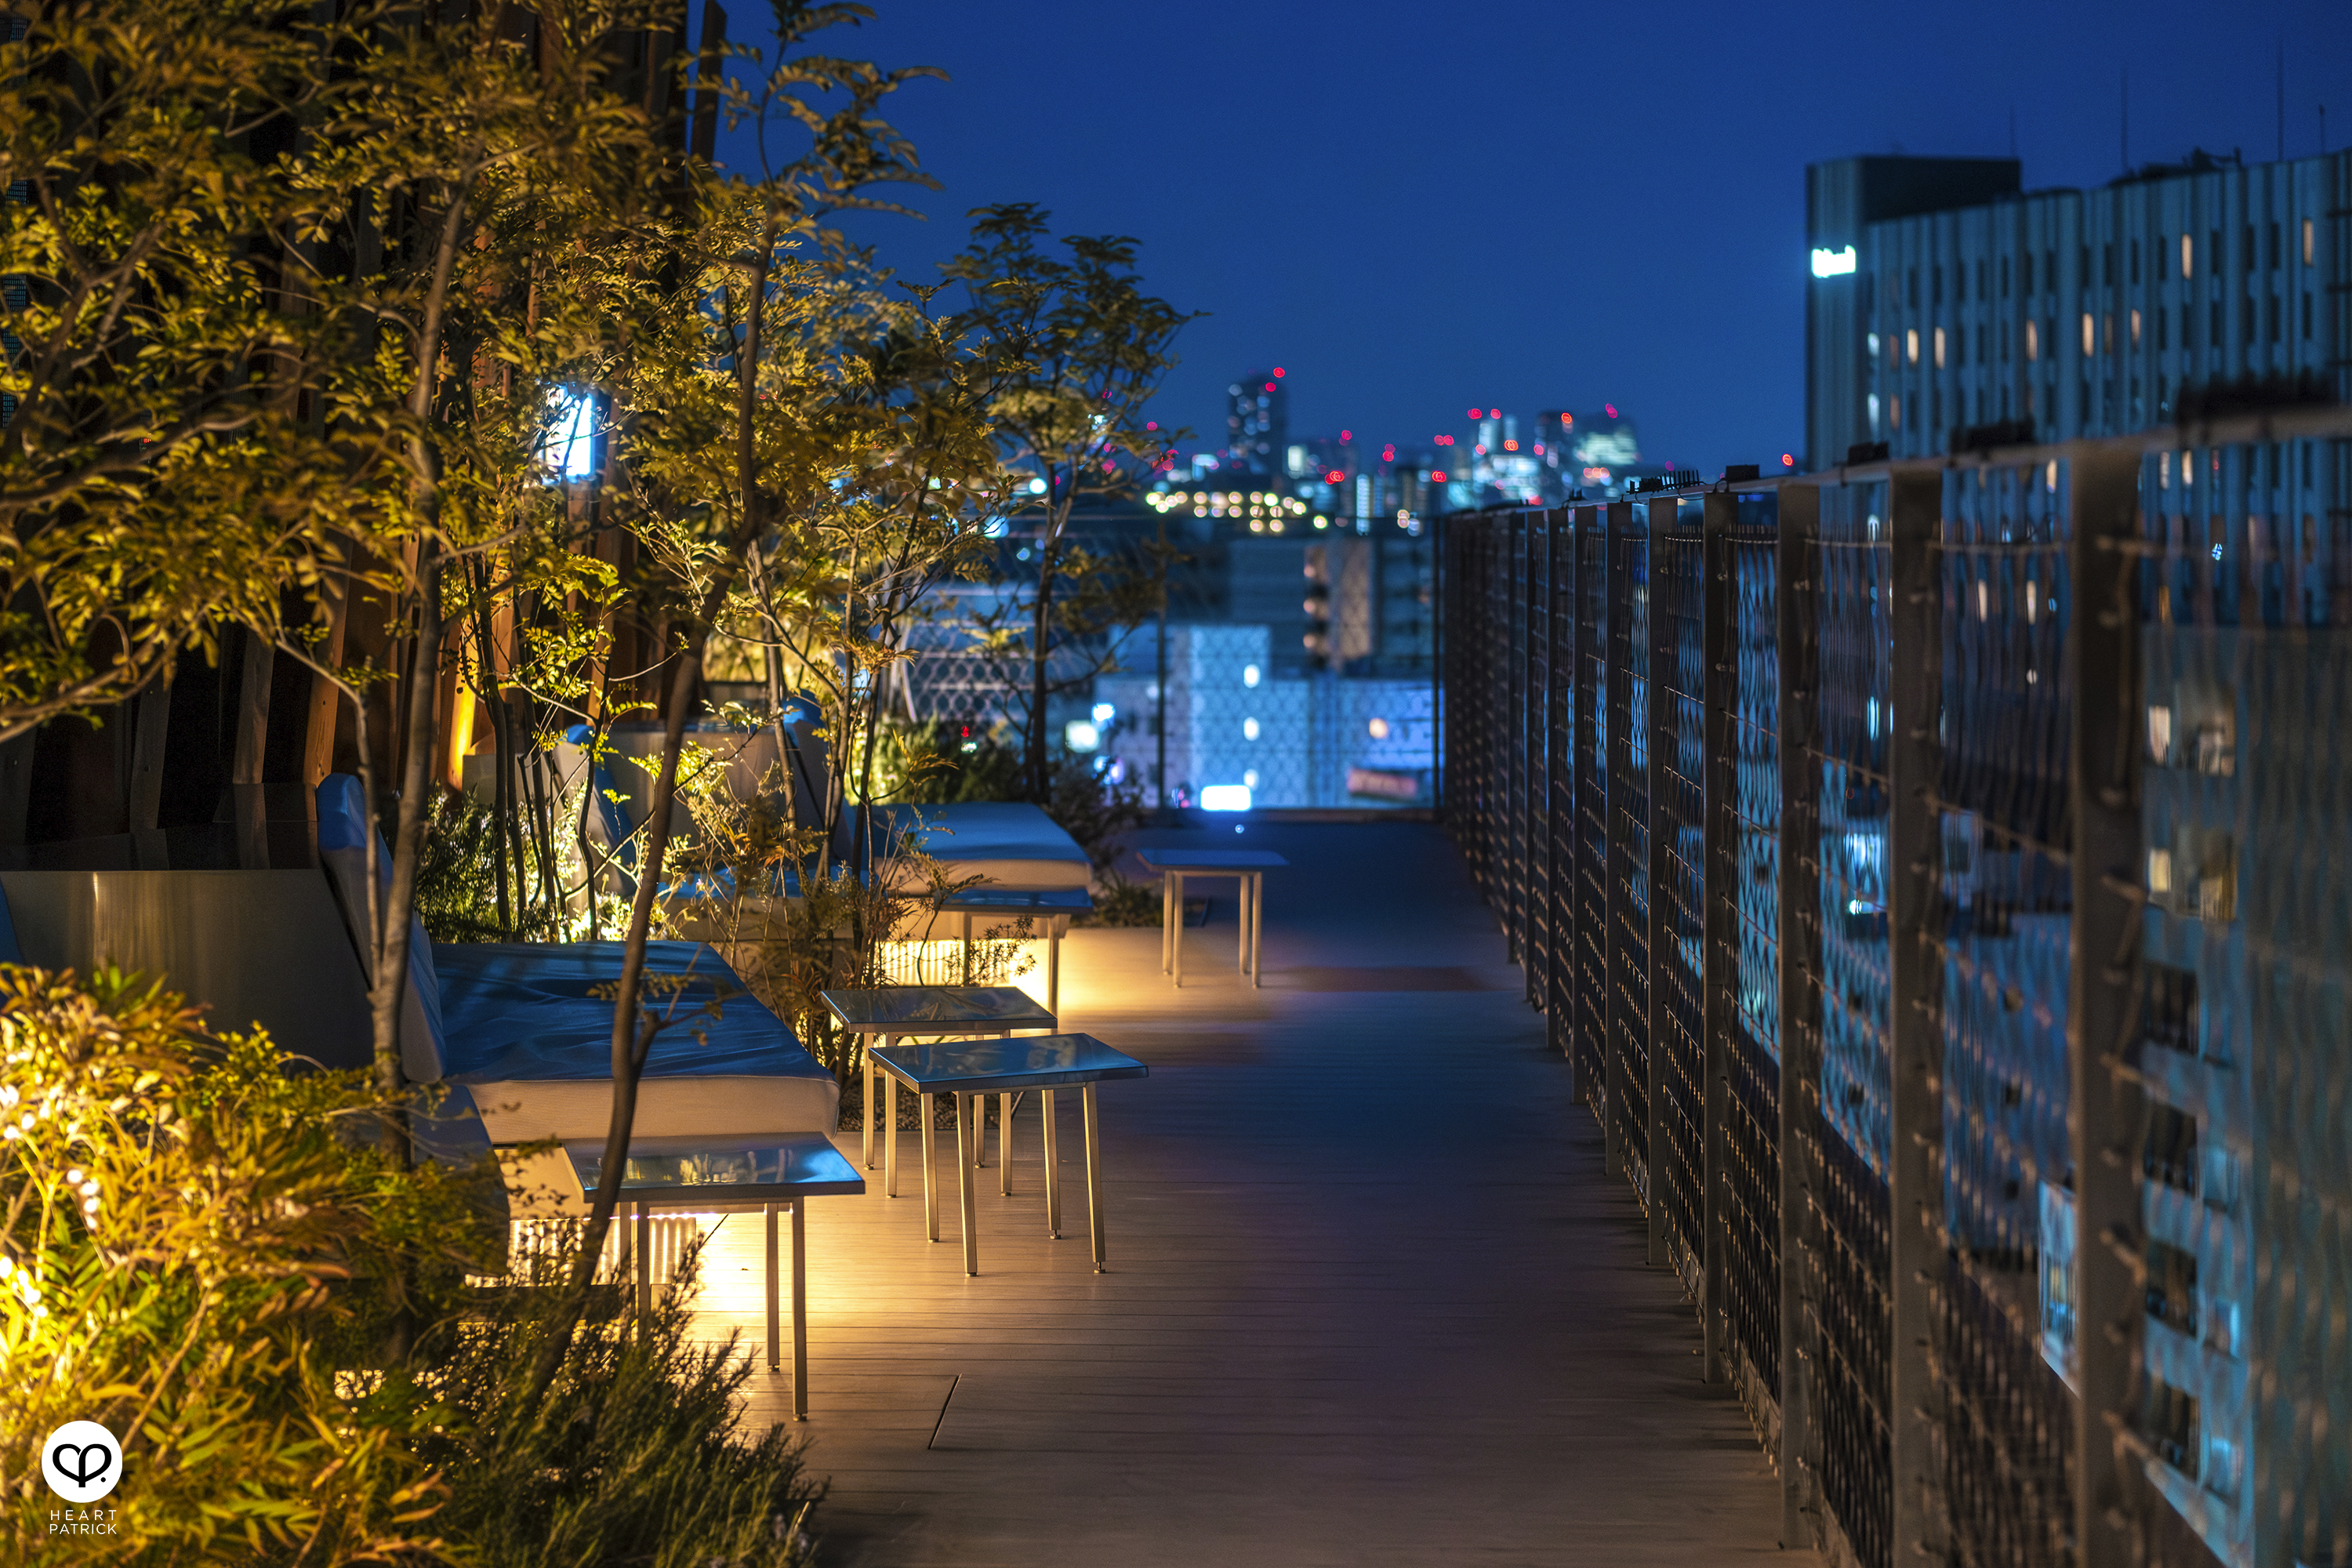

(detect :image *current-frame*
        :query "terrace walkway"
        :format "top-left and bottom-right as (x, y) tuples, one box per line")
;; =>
(691, 822), (1813, 1567)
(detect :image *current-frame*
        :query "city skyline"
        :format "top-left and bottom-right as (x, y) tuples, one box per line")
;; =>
(720, 0), (2352, 477)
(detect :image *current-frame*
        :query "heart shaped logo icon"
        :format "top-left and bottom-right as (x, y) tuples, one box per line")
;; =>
(41, 1420), (122, 1503)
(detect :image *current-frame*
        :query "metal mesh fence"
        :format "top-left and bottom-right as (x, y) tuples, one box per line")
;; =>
(1608, 510), (1654, 1207)
(1723, 500), (1785, 1446)
(1930, 460), (2078, 1568)
(1577, 513), (1610, 1105)
(1437, 405), (2352, 1568)
(1655, 506), (1708, 1287)
(1545, 514), (1578, 1062)
(1810, 479), (1896, 1568)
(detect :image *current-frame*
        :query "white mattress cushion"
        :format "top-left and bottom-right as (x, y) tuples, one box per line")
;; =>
(873, 802), (1090, 891)
(463, 1073), (839, 1145)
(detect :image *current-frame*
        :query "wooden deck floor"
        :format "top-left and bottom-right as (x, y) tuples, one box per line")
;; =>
(684, 822), (1815, 1567)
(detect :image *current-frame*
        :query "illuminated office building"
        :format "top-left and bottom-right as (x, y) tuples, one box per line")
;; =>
(1227, 368), (1288, 473)
(1806, 156), (2020, 470)
(1810, 149), (2346, 466)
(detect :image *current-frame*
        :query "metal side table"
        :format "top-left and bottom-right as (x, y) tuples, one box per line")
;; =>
(925, 885), (1093, 1014)
(822, 985), (1055, 1183)
(1135, 847), (1288, 989)
(864, 1033), (1146, 1276)
(563, 1134), (863, 1421)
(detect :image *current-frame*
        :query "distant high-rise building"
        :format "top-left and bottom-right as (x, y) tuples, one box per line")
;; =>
(1820, 147), (2346, 468)
(1227, 369), (1287, 474)
(1805, 155), (2022, 469)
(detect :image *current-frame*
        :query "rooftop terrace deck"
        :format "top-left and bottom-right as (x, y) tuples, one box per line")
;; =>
(687, 821), (1809, 1566)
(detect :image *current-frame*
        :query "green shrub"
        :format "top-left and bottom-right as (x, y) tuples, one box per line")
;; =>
(0, 966), (467, 1563)
(420, 1242), (814, 1568)
(0, 966), (820, 1566)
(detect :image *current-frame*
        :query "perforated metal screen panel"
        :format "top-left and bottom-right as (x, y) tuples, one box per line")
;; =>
(1437, 414), (2352, 1568)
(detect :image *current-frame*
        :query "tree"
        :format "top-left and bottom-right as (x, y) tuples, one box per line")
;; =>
(0, 0), (365, 744)
(289, 0), (677, 1137)
(940, 204), (1194, 800)
(519, 0), (944, 1400)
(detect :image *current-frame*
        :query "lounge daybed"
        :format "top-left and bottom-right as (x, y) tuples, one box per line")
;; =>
(855, 802), (1091, 893)
(315, 775), (837, 1145)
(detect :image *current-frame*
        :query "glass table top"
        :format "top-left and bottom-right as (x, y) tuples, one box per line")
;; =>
(1134, 848), (1290, 870)
(928, 885), (1095, 911)
(819, 985), (1056, 1032)
(564, 1133), (865, 1199)
(864, 1032), (1148, 1094)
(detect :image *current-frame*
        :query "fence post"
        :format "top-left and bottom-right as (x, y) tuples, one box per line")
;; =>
(1573, 503), (1602, 1109)
(1701, 490), (1737, 1387)
(1432, 514), (1446, 817)
(1886, 467), (1947, 1566)
(2067, 443), (2148, 1568)
(1548, 509), (1576, 1075)
(1775, 481), (1823, 1549)
(1521, 509), (1542, 1005)
(1646, 494), (1677, 1272)
(1603, 500), (1632, 1181)
(1515, 510), (1534, 964)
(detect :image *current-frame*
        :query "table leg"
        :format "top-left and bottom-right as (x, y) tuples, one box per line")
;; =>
(634, 1200), (652, 1319)
(1251, 873), (1265, 989)
(999, 1091), (1013, 1196)
(764, 1201), (780, 1373)
(1043, 1087), (1062, 1239)
(1160, 871), (1171, 972)
(921, 1091), (938, 1241)
(1237, 872), (1250, 975)
(886, 1071), (899, 1198)
(790, 1199), (808, 1421)
(862, 1044), (875, 1169)
(960, 910), (972, 985)
(1083, 1083), (1105, 1272)
(1047, 920), (1061, 1014)
(956, 1094), (978, 1276)
(1172, 873), (1185, 987)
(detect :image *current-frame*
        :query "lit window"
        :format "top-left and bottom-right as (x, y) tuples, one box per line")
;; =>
(2130, 309), (2141, 346)
(1906, 328), (1919, 365)
(2180, 233), (2194, 279)
(1933, 326), (1946, 368)
(2303, 219), (2315, 267)
(2082, 313), (2095, 355)
(1367, 717), (1390, 739)
(546, 392), (597, 480)
(1242, 664), (1261, 688)
(2025, 320), (2038, 361)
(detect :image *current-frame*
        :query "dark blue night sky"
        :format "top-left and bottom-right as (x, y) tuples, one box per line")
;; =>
(717, 1), (2352, 476)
